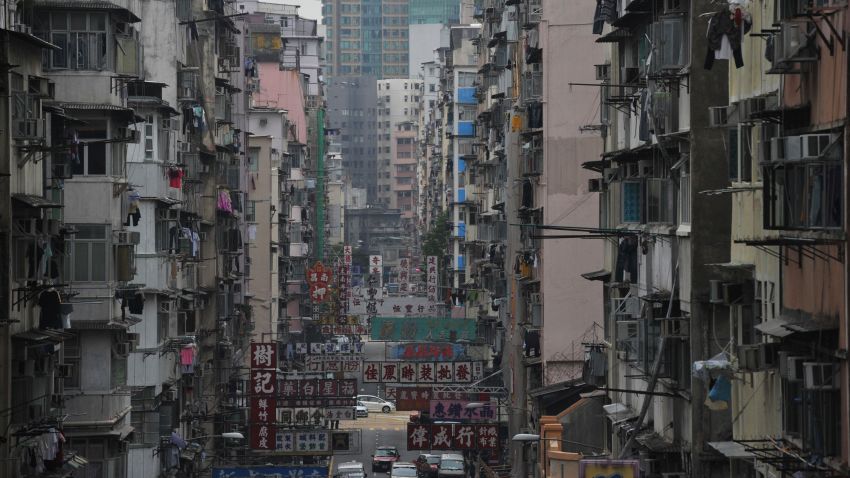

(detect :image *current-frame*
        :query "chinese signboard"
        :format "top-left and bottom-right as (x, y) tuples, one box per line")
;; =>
(579, 460), (639, 478)
(301, 342), (365, 355)
(320, 324), (369, 335)
(407, 423), (499, 450)
(362, 362), (478, 383)
(277, 379), (357, 398)
(307, 261), (333, 303)
(278, 398), (356, 407)
(305, 356), (363, 373)
(370, 317), (477, 341)
(388, 387), (433, 411)
(426, 256), (438, 302)
(250, 344), (277, 451)
(399, 257), (410, 294)
(429, 400), (497, 421)
(388, 343), (465, 361)
(213, 466), (329, 478)
(332, 429), (362, 454)
(369, 255), (383, 287)
(276, 430), (331, 453)
(250, 343), (277, 369)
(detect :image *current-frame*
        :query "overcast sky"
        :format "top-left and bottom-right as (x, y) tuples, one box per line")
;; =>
(266, 0), (322, 21)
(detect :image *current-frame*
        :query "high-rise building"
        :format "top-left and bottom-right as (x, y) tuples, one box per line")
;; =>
(322, 0), (410, 79)
(327, 77), (379, 202)
(409, 0), (459, 24)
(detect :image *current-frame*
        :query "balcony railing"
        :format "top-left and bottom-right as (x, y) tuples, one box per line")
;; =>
(63, 391), (131, 426)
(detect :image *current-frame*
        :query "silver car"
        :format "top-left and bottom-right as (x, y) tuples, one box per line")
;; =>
(391, 463), (418, 478)
(437, 455), (465, 478)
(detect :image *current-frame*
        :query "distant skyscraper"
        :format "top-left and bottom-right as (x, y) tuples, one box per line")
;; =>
(327, 77), (379, 202)
(409, 0), (459, 24)
(322, 0), (410, 79)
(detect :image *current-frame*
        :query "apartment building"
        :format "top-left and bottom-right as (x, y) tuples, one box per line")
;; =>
(376, 78), (422, 209)
(322, 0), (410, 79)
(327, 77), (378, 202)
(390, 121), (418, 220)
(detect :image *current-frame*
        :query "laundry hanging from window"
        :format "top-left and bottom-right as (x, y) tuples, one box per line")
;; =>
(125, 188), (141, 226)
(168, 167), (185, 189)
(704, 6), (752, 70)
(217, 190), (233, 213)
(38, 288), (63, 330)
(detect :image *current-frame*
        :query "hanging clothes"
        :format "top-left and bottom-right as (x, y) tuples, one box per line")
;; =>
(614, 236), (638, 282)
(38, 289), (63, 329)
(217, 190), (233, 213)
(127, 292), (145, 314)
(182, 107), (195, 134)
(168, 168), (185, 189)
(125, 189), (142, 226)
(180, 344), (197, 374)
(592, 0), (617, 35)
(704, 9), (751, 70)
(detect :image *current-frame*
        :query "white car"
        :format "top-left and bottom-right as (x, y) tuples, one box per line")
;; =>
(390, 463), (418, 478)
(356, 394), (396, 413)
(338, 461), (367, 478)
(356, 401), (369, 417)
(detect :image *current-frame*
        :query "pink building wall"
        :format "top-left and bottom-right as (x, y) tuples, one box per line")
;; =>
(253, 64), (308, 143)
(538, 0), (604, 384)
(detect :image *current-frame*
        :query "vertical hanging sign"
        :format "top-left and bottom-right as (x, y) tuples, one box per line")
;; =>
(399, 257), (410, 294)
(250, 343), (278, 450)
(426, 256), (438, 303)
(369, 255), (383, 288)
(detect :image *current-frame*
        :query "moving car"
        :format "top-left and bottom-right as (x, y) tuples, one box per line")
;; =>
(337, 461), (367, 478)
(355, 401), (369, 418)
(372, 446), (401, 472)
(437, 454), (465, 478)
(357, 395), (397, 413)
(415, 454), (441, 478)
(390, 463), (417, 478)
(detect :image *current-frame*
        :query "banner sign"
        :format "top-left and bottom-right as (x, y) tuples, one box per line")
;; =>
(307, 261), (333, 303)
(301, 342), (365, 355)
(399, 257), (410, 293)
(250, 343), (277, 369)
(250, 346), (277, 450)
(278, 398), (356, 407)
(426, 256), (438, 302)
(276, 429), (331, 453)
(407, 423), (499, 451)
(363, 361), (477, 383)
(344, 245), (353, 302)
(213, 466), (329, 478)
(579, 460), (639, 478)
(275, 407), (355, 425)
(386, 386), (491, 402)
(390, 387), (433, 411)
(388, 343), (464, 361)
(320, 324), (369, 335)
(429, 400), (497, 421)
(277, 379), (357, 398)
(332, 429), (362, 454)
(369, 255), (383, 287)
(370, 317), (477, 341)
(304, 357), (363, 373)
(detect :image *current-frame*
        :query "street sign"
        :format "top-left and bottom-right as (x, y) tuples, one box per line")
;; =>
(370, 317), (477, 341)
(406, 423), (500, 451)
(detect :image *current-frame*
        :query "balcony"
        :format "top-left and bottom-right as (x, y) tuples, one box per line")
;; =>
(521, 71), (542, 103)
(11, 93), (45, 142)
(63, 391), (131, 428)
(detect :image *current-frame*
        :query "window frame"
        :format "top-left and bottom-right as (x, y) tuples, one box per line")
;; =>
(43, 11), (111, 71)
(65, 224), (109, 282)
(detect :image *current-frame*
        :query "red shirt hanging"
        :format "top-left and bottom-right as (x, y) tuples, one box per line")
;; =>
(168, 168), (184, 188)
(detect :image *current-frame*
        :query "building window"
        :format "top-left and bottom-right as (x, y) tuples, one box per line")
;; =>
(44, 12), (110, 70)
(63, 333), (81, 389)
(764, 133), (843, 229)
(727, 125), (752, 182)
(248, 147), (260, 172)
(66, 224), (108, 282)
(621, 180), (642, 224)
(144, 115), (154, 160)
(246, 200), (257, 223)
(71, 120), (115, 176)
(155, 209), (175, 252)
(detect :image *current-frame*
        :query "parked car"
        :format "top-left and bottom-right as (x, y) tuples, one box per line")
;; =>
(337, 461), (367, 478)
(357, 394), (396, 413)
(372, 446), (401, 472)
(437, 454), (465, 478)
(390, 463), (417, 478)
(355, 401), (369, 418)
(415, 454), (441, 478)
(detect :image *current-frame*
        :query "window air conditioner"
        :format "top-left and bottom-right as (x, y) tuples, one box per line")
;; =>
(595, 64), (610, 81)
(57, 363), (74, 378)
(115, 230), (141, 245)
(115, 342), (131, 356)
(659, 317), (689, 338)
(708, 106), (729, 128)
(588, 178), (604, 193)
(778, 352), (810, 382)
(803, 362), (839, 390)
(709, 280), (724, 303)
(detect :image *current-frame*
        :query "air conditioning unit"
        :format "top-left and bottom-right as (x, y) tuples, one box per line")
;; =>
(116, 128), (141, 143)
(595, 64), (610, 81)
(126, 333), (140, 346)
(722, 282), (744, 305)
(708, 106), (729, 128)
(617, 320), (639, 341)
(529, 293), (541, 305)
(57, 363), (74, 378)
(165, 388), (179, 401)
(739, 97), (767, 120)
(637, 160), (652, 177)
(588, 178), (604, 192)
(779, 352), (811, 382)
(738, 343), (780, 371)
(709, 280), (724, 303)
(659, 317), (689, 338)
(776, 21), (817, 64)
(115, 342), (131, 356)
(115, 230), (141, 245)
(798, 134), (832, 158)
(803, 362), (839, 390)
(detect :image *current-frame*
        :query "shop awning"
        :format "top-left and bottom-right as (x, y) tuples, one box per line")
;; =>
(581, 269), (611, 282)
(12, 194), (63, 208)
(755, 314), (839, 337)
(708, 441), (754, 458)
(13, 328), (75, 343)
(603, 402), (637, 423)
